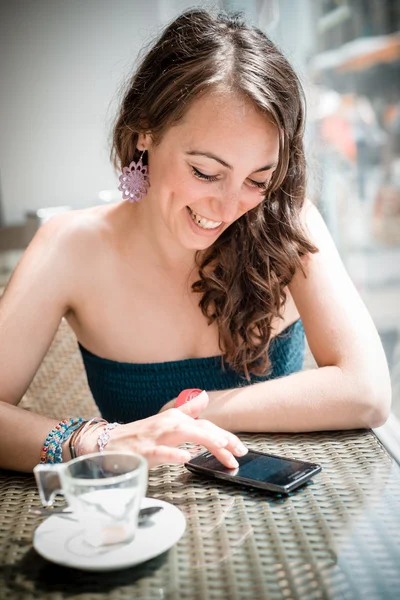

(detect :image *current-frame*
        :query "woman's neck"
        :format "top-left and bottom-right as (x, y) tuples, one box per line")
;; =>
(116, 200), (197, 276)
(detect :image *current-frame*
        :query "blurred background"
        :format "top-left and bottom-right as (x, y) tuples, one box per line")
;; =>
(0, 0), (399, 419)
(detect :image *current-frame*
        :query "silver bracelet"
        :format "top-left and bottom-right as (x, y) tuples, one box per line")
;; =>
(97, 422), (119, 452)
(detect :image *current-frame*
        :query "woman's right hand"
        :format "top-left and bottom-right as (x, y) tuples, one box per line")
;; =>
(82, 391), (248, 468)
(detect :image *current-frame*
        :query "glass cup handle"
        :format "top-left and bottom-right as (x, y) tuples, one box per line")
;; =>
(33, 464), (64, 506)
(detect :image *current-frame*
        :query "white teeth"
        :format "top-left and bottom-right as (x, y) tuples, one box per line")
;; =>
(188, 207), (222, 230)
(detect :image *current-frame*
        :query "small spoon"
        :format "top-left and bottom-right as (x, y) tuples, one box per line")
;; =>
(28, 505), (163, 524)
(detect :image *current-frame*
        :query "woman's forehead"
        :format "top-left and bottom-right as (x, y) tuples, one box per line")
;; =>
(170, 91), (280, 161)
(180, 90), (271, 127)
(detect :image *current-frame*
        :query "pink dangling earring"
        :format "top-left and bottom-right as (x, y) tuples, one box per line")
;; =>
(118, 150), (150, 202)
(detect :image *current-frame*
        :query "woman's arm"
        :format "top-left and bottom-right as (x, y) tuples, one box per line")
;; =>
(0, 215), (78, 471)
(200, 202), (391, 432)
(0, 215), (246, 472)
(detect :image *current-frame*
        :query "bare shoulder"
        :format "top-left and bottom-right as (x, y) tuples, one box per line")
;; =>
(299, 199), (328, 248)
(0, 206), (116, 406)
(37, 205), (113, 254)
(291, 198), (339, 280)
(1, 205), (117, 313)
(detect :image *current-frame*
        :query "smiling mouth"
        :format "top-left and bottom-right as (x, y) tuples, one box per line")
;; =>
(187, 206), (222, 230)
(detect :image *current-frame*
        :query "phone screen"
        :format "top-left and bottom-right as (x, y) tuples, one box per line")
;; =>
(186, 450), (321, 493)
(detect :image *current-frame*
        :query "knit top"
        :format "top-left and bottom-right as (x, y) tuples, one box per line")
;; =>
(78, 319), (305, 423)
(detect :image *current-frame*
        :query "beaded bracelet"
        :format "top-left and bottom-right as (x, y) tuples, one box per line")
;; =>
(175, 389), (203, 419)
(40, 418), (70, 464)
(42, 418), (85, 464)
(40, 417), (85, 464)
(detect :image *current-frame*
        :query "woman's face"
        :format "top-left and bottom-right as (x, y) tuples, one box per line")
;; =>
(139, 91), (280, 252)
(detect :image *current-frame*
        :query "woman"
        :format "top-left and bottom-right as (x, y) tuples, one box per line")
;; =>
(0, 10), (391, 473)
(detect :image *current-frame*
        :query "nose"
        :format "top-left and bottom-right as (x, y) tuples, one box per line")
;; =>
(213, 189), (242, 224)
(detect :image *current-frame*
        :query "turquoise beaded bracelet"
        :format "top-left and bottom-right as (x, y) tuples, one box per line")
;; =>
(40, 417), (85, 464)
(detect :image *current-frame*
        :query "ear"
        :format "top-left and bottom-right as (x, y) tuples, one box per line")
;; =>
(137, 132), (152, 152)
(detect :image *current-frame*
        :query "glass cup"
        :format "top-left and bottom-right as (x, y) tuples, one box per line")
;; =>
(34, 452), (148, 547)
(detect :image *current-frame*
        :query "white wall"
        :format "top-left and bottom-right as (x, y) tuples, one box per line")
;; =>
(0, 0), (166, 225)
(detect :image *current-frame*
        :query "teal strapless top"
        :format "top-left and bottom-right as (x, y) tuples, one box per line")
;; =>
(78, 319), (305, 423)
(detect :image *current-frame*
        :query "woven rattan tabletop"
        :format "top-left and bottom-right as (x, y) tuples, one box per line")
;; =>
(1, 431), (400, 599)
(0, 309), (400, 599)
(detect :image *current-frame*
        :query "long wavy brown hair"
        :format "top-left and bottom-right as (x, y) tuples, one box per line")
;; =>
(111, 9), (318, 379)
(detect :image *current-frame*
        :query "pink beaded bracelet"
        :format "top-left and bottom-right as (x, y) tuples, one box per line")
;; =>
(175, 389), (203, 419)
(175, 388), (203, 408)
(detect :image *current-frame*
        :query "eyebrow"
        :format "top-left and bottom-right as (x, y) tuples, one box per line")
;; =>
(185, 150), (277, 173)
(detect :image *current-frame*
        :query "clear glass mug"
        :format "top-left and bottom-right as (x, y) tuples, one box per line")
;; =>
(34, 452), (148, 547)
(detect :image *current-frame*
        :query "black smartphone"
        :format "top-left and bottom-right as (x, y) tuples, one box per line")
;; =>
(185, 449), (321, 494)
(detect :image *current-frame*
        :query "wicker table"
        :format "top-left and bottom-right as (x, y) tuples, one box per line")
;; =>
(1, 428), (400, 600)
(0, 315), (400, 599)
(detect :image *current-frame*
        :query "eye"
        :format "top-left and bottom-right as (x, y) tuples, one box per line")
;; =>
(191, 165), (269, 192)
(191, 166), (218, 182)
(248, 179), (268, 191)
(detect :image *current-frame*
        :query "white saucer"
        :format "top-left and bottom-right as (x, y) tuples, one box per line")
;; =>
(33, 497), (186, 571)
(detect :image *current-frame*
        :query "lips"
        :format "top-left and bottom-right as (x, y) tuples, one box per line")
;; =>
(187, 206), (222, 230)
